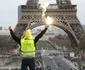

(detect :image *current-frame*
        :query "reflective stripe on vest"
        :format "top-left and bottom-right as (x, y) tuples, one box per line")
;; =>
(21, 38), (35, 57)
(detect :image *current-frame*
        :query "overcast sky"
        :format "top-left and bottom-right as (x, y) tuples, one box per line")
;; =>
(0, 0), (85, 28)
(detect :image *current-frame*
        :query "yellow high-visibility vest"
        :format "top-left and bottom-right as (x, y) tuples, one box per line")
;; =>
(21, 38), (35, 57)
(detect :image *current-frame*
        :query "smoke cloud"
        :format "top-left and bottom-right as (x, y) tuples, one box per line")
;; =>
(40, 2), (49, 17)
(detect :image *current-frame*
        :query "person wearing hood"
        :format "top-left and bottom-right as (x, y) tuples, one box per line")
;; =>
(9, 24), (49, 70)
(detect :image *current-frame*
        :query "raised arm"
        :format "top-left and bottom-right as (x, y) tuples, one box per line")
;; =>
(9, 26), (21, 44)
(34, 25), (49, 43)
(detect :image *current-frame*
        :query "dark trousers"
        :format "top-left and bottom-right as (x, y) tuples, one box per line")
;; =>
(21, 58), (35, 70)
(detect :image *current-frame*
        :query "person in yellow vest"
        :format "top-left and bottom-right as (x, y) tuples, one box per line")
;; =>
(9, 24), (49, 70)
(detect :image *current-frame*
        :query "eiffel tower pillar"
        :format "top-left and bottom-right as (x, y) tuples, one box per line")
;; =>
(8, 0), (40, 48)
(55, 0), (85, 49)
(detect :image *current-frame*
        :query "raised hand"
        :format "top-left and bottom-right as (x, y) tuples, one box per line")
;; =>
(9, 26), (12, 30)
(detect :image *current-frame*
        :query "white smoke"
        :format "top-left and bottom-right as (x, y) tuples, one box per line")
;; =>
(40, 2), (49, 17)
(40, 3), (53, 25)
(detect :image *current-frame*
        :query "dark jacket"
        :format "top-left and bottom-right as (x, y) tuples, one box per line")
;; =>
(10, 28), (48, 46)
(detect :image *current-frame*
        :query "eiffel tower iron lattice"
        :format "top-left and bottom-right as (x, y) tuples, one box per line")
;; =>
(8, 0), (85, 50)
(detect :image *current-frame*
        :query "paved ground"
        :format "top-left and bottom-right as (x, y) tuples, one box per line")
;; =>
(42, 56), (78, 70)
(0, 55), (79, 70)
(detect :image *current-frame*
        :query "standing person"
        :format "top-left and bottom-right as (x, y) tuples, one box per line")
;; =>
(9, 24), (49, 70)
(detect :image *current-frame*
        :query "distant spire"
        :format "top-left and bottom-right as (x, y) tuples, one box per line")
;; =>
(26, 0), (39, 8)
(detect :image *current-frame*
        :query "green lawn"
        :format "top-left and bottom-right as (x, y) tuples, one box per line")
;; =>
(36, 40), (56, 50)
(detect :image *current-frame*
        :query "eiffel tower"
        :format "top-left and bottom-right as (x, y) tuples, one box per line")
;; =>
(8, 0), (85, 49)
